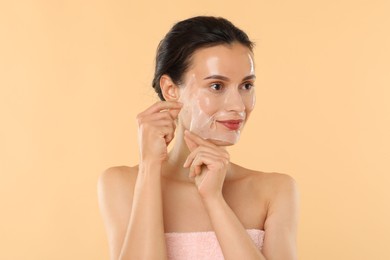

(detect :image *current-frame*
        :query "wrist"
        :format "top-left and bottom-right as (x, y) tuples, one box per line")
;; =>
(201, 192), (225, 209)
(140, 153), (167, 165)
(139, 160), (162, 174)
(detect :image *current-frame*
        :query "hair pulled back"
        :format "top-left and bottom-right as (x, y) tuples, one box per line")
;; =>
(152, 16), (255, 101)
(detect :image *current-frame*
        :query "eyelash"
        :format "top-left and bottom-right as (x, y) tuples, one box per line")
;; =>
(209, 82), (254, 92)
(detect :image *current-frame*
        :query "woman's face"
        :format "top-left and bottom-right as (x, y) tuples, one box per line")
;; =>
(178, 42), (256, 146)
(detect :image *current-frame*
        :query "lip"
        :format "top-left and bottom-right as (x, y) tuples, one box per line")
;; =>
(216, 119), (244, 131)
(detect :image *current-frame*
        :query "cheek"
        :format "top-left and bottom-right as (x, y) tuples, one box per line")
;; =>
(197, 95), (218, 116)
(178, 103), (192, 128)
(177, 86), (194, 128)
(245, 91), (256, 111)
(243, 92), (256, 121)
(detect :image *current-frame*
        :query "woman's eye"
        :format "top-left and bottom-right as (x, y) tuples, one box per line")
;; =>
(210, 83), (223, 91)
(242, 82), (254, 90)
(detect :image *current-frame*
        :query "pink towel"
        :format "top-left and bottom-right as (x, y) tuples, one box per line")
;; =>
(165, 229), (265, 260)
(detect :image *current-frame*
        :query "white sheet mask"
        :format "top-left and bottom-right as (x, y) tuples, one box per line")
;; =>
(178, 78), (255, 145)
(188, 100), (245, 144)
(176, 44), (256, 145)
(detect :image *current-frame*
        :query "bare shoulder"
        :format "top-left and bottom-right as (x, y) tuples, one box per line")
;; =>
(259, 172), (299, 259)
(255, 170), (298, 200)
(231, 163), (298, 198)
(97, 166), (142, 210)
(259, 171), (298, 191)
(97, 165), (139, 222)
(232, 162), (296, 184)
(229, 164), (299, 258)
(97, 165), (140, 259)
(97, 166), (138, 219)
(98, 165), (138, 190)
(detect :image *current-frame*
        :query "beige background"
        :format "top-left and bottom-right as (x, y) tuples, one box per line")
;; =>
(1, 1), (389, 259)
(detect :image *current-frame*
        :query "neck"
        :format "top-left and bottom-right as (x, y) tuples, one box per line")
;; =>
(162, 125), (234, 182)
(162, 125), (191, 181)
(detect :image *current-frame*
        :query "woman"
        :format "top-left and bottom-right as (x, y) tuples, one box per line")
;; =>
(98, 16), (299, 260)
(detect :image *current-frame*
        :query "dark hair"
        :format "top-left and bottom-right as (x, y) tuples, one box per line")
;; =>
(152, 16), (255, 101)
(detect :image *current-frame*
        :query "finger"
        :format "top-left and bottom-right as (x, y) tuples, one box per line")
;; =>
(189, 164), (204, 179)
(168, 107), (181, 120)
(195, 165), (204, 178)
(187, 152), (219, 175)
(165, 133), (174, 145)
(140, 101), (183, 116)
(141, 114), (176, 138)
(156, 125), (172, 136)
(192, 154), (228, 176)
(141, 111), (176, 123)
(141, 118), (175, 130)
(189, 165), (200, 179)
(193, 169), (207, 187)
(183, 147), (224, 168)
(191, 153), (220, 168)
(184, 130), (230, 160)
(189, 153), (222, 177)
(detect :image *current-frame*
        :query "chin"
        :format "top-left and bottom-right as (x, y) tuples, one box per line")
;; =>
(208, 138), (238, 147)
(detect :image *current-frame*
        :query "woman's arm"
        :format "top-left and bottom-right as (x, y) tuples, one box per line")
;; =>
(119, 161), (167, 259)
(97, 163), (168, 260)
(183, 130), (299, 259)
(203, 173), (299, 260)
(183, 130), (265, 259)
(202, 194), (266, 260)
(97, 101), (181, 259)
(261, 173), (299, 260)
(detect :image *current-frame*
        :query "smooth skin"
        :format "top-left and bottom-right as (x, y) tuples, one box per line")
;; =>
(97, 43), (299, 260)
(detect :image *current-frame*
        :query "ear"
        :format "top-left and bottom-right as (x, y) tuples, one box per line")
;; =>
(160, 74), (180, 101)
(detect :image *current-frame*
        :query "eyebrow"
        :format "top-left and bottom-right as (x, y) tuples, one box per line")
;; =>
(203, 74), (256, 81)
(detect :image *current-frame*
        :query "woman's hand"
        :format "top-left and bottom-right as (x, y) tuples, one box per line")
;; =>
(136, 101), (182, 164)
(183, 130), (230, 200)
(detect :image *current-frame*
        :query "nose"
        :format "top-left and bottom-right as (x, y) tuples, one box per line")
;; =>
(224, 88), (245, 112)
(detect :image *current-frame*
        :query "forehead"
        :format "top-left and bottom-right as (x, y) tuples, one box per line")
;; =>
(186, 43), (255, 80)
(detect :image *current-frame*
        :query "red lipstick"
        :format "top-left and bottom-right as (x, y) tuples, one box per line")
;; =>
(217, 120), (243, 131)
